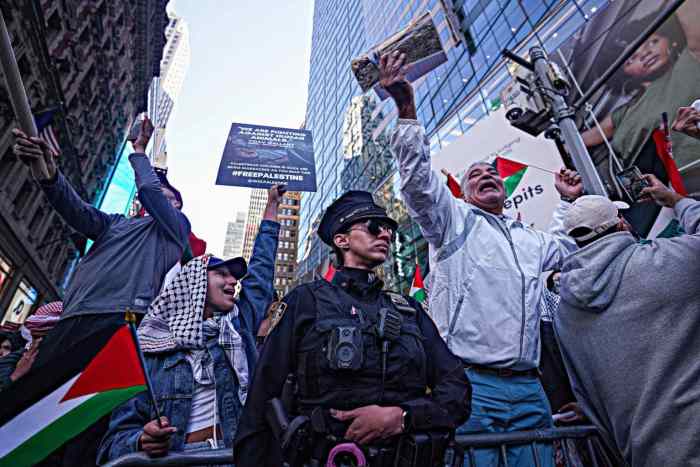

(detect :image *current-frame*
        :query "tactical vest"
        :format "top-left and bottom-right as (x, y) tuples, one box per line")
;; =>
(295, 280), (428, 412)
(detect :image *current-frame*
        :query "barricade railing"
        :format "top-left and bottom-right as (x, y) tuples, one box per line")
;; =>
(105, 425), (616, 467)
(456, 425), (617, 467)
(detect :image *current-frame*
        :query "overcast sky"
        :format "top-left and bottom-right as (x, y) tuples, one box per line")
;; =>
(164, 1), (314, 255)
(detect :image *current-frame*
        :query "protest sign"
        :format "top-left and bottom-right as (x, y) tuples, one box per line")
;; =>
(216, 123), (317, 192)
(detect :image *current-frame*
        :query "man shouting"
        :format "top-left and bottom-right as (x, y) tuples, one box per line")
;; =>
(381, 51), (582, 467)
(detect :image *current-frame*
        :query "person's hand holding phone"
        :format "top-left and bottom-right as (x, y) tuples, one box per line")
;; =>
(639, 174), (684, 208)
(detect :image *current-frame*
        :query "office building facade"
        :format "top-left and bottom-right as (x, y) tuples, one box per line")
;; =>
(223, 211), (247, 259)
(298, 0), (610, 292)
(0, 0), (167, 324)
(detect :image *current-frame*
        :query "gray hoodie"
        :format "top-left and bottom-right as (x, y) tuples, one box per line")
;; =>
(554, 198), (700, 467)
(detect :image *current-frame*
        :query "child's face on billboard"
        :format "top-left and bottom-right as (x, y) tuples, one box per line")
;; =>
(623, 33), (673, 81)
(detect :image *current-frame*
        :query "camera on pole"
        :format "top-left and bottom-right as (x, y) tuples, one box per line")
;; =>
(499, 47), (608, 197)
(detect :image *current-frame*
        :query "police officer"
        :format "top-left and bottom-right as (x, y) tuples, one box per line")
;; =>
(234, 191), (471, 466)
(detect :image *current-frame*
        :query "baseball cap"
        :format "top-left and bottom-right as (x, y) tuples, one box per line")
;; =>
(207, 256), (247, 279)
(564, 195), (630, 242)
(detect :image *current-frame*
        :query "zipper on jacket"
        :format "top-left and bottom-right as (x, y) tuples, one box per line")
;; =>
(447, 294), (465, 348)
(493, 218), (527, 362)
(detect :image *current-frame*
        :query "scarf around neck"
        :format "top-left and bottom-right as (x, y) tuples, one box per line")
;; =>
(138, 255), (249, 403)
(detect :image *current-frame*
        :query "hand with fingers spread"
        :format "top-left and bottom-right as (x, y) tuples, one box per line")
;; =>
(10, 338), (42, 382)
(131, 116), (155, 153)
(378, 51), (417, 119)
(554, 168), (583, 200)
(138, 417), (177, 457)
(331, 405), (404, 445)
(11, 128), (57, 181)
(640, 174), (684, 208)
(671, 106), (700, 140)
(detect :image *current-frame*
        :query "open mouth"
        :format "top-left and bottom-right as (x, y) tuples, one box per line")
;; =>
(223, 288), (236, 298)
(478, 180), (500, 194)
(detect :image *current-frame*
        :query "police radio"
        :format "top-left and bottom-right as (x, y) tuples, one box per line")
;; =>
(327, 326), (363, 371)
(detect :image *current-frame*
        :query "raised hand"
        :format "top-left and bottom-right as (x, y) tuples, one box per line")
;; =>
(554, 168), (583, 200)
(131, 116), (155, 153)
(671, 106), (700, 140)
(379, 51), (417, 119)
(11, 128), (57, 181)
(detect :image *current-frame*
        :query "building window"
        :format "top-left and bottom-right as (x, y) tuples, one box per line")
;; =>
(2, 280), (38, 326)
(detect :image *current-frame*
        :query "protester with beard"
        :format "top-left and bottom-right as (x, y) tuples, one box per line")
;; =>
(97, 185), (282, 464)
(380, 50), (583, 466)
(234, 190), (470, 467)
(555, 178), (700, 467)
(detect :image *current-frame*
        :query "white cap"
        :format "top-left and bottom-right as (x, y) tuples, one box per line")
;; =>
(564, 195), (629, 242)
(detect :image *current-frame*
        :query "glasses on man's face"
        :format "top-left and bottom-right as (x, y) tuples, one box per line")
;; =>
(349, 219), (395, 239)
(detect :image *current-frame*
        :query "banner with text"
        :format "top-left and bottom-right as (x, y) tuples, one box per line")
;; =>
(216, 123), (317, 192)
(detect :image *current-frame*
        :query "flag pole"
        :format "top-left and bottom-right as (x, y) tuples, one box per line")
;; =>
(125, 310), (164, 428)
(0, 9), (37, 137)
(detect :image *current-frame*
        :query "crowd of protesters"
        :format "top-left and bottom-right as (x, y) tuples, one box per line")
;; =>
(0, 50), (699, 467)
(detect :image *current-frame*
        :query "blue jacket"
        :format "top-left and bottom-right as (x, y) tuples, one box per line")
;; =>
(97, 221), (280, 464)
(40, 153), (191, 318)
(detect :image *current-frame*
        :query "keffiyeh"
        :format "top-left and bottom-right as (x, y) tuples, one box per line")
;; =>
(139, 255), (249, 403)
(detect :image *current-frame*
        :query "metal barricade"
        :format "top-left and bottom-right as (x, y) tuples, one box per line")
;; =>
(103, 448), (232, 467)
(104, 426), (617, 467)
(456, 425), (618, 467)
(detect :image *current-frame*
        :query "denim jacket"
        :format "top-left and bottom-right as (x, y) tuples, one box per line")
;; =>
(97, 221), (279, 464)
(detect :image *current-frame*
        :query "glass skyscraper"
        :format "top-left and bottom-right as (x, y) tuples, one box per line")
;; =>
(298, 0), (611, 291)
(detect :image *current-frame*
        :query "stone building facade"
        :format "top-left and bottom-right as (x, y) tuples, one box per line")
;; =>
(0, 0), (167, 324)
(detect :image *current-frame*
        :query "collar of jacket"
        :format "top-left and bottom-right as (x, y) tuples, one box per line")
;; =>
(332, 267), (384, 298)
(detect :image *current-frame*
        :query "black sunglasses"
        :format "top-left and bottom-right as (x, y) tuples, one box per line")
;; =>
(348, 219), (396, 239)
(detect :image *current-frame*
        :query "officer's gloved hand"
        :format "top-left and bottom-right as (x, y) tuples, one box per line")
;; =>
(331, 405), (403, 445)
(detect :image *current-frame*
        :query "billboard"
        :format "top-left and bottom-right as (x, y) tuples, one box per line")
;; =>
(553, 0), (700, 236)
(216, 123), (317, 192)
(431, 107), (564, 230)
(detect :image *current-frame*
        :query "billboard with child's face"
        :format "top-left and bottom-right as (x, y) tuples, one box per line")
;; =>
(553, 0), (700, 236)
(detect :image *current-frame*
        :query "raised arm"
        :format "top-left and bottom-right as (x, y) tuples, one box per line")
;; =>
(541, 169), (581, 271)
(238, 185), (283, 332)
(129, 118), (190, 247)
(381, 52), (463, 248)
(12, 128), (112, 240)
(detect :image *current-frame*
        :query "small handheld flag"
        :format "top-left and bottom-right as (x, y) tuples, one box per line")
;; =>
(409, 262), (427, 304)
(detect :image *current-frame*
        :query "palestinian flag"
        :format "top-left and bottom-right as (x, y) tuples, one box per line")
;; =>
(0, 325), (146, 467)
(441, 168), (464, 199)
(495, 156), (528, 197)
(410, 263), (427, 304)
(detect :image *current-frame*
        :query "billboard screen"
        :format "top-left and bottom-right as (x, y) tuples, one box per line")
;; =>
(553, 0), (700, 236)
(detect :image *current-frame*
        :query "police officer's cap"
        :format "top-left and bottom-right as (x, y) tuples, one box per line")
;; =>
(317, 190), (398, 246)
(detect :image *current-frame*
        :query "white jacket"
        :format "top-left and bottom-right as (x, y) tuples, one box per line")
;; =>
(391, 120), (576, 370)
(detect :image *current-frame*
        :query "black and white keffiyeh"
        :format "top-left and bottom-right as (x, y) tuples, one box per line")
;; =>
(138, 255), (249, 404)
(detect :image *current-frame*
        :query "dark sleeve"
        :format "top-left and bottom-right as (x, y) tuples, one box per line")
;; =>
(238, 220), (280, 333)
(96, 391), (151, 465)
(129, 153), (191, 247)
(0, 350), (23, 392)
(39, 171), (114, 240)
(234, 287), (304, 466)
(400, 299), (471, 431)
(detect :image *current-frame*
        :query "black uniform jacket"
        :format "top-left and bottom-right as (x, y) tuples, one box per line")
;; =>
(234, 267), (471, 466)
